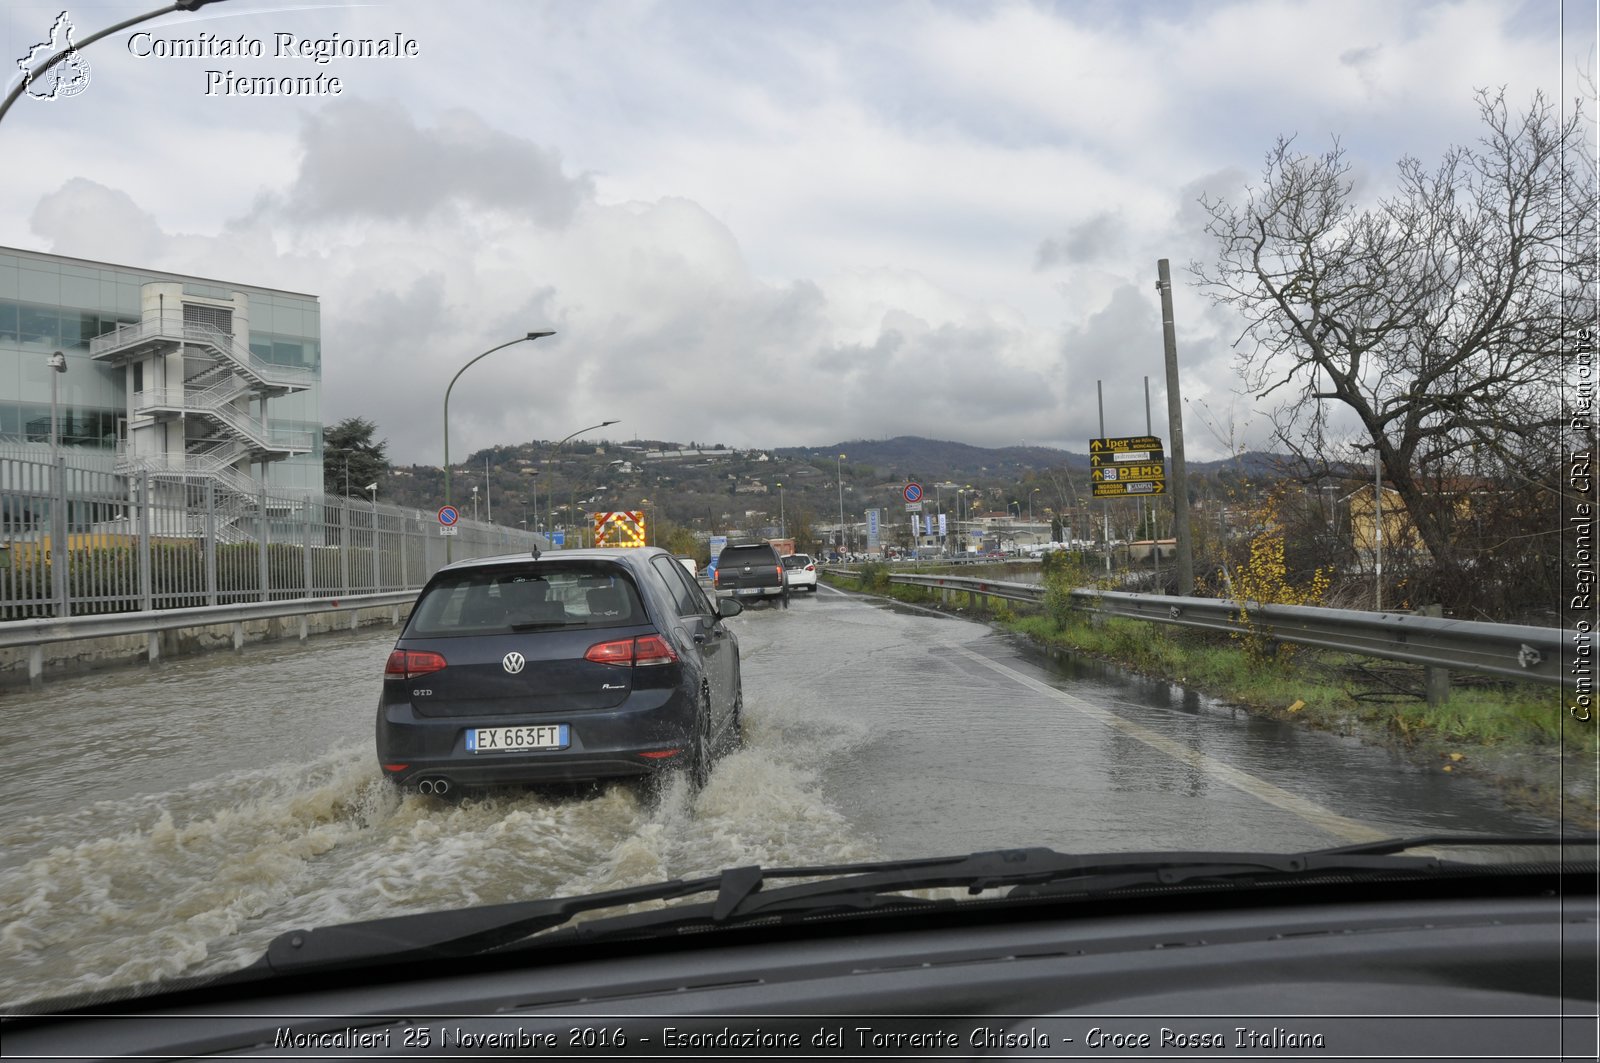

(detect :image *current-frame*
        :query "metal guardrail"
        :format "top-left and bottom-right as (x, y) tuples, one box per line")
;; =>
(831, 570), (1571, 689)
(0, 591), (418, 682)
(0, 591), (417, 651)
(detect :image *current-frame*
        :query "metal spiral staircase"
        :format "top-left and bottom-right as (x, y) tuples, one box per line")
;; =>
(91, 316), (317, 543)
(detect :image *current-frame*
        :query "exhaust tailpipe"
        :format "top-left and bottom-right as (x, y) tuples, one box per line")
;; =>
(416, 777), (451, 796)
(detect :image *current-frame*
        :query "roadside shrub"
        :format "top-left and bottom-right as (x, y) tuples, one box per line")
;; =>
(1232, 531), (1331, 665)
(857, 561), (891, 592)
(1041, 552), (1098, 629)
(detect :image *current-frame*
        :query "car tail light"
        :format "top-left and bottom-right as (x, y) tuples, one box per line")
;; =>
(805, 563), (815, 571)
(385, 649), (446, 679)
(585, 635), (679, 667)
(632, 634), (677, 666)
(584, 638), (635, 665)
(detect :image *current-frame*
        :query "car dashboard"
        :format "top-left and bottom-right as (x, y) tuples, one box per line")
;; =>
(6, 874), (1597, 1061)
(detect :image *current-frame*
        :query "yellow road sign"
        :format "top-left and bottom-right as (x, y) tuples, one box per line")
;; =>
(1089, 435), (1162, 454)
(1092, 464), (1166, 482)
(1093, 479), (1167, 497)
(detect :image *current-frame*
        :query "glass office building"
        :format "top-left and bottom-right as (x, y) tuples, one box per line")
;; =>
(0, 246), (322, 491)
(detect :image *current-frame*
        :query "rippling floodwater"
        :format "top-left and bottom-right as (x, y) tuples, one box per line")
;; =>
(0, 589), (1552, 1008)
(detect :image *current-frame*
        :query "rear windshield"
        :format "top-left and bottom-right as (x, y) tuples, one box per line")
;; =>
(781, 554), (812, 568)
(719, 545), (778, 564)
(407, 562), (645, 637)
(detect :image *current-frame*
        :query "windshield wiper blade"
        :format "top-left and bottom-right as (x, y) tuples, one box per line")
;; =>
(254, 857), (901, 976)
(254, 837), (1594, 975)
(536, 838), (1598, 944)
(1304, 833), (1599, 857)
(257, 873), (724, 974)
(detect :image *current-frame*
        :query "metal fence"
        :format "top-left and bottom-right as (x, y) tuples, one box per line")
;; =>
(1, 452), (543, 620)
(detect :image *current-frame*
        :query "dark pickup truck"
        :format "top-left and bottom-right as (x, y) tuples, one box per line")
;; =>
(712, 543), (786, 601)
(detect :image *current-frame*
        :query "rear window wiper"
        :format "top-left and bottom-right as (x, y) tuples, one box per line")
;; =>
(250, 836), (1597, 977)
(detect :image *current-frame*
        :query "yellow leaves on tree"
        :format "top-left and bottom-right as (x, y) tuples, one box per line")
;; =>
(1231, 529), (1331, 664)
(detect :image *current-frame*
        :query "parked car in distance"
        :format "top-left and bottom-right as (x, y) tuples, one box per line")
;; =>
(781, 553), (818, 592)
(712, 542), (786, 601)
(376, 547), (744, 795)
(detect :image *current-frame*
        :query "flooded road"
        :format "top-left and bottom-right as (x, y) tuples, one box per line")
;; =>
(0, 585), (1553, 1007)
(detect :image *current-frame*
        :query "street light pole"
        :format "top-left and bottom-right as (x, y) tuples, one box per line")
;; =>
(836, 454), (846, 555)
(47, 349), (67, 616)
(777, 482), (785, 539)
(1372, 446), (1383, 611)
(546, 419), (619, 549)
(48, 349), (65, 471)
(444, 331), (555, 560)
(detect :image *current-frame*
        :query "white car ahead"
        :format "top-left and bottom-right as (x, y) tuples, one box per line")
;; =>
(781, 553), (818, 593)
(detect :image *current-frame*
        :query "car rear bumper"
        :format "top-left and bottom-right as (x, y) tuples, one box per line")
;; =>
(376, 687), (697, 789)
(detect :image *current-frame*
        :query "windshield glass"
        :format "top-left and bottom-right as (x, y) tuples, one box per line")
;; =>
(0, 0), (1592, 1017)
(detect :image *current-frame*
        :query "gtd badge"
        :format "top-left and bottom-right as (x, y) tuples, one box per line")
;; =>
(502, 651), (526, 674)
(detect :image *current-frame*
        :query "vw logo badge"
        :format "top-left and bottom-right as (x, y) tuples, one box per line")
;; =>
(502, 651), (526, 674)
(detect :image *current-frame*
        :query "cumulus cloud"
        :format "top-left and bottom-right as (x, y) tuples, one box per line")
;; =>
(269, 99), (593, 225)
(30, 179), (168, 264)
(1035, 210), (1127, 270)
(3, 0), (1572, 468)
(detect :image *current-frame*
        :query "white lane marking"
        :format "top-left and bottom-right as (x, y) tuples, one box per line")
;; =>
(945, 643), (1392, 844)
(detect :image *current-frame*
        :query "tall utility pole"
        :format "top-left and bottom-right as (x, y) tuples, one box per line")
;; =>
(1156, 259), (1194, 595)
(837, 453), (846, 554)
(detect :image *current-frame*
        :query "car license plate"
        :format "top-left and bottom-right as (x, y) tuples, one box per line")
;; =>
(466, 724), (569, 753)
(736, 587), (762, 596)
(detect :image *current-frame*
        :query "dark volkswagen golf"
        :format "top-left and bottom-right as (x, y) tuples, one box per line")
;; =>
(377, 547), (744, 795)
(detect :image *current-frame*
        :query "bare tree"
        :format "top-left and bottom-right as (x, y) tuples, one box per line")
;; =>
(1193, 89), (1596, 613)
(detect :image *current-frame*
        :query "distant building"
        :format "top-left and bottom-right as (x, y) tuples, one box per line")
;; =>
(1, 246), (322, 489)
(1, 246), (322, 540)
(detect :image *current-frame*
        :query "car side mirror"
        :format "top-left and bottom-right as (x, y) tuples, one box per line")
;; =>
(716, 597), (744, 619)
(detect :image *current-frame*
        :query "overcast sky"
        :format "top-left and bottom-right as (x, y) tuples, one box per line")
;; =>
(2, 0), (1590, 464)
